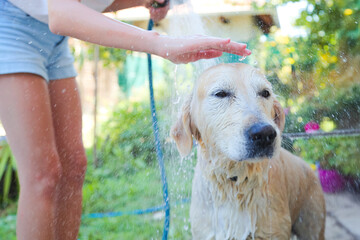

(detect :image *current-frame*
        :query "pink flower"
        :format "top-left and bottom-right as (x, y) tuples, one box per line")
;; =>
(304, 121), (320, 133)
(284, 107), (290, 116)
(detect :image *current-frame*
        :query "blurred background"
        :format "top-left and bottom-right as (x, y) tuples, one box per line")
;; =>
(0, 0), (359, 239)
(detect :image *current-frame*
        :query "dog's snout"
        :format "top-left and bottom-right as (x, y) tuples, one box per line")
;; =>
(247, 123), (277, 146)
(245, 123), (276, 159)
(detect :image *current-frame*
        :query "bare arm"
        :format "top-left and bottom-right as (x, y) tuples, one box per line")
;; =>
(48, 0), (251, 64)
(48, 0), (159, 53)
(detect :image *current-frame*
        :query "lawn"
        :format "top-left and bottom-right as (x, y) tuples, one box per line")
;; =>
(0, 147), (195, 240)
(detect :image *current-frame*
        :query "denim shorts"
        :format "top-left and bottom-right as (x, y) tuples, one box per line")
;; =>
(0, 0), (77, 81)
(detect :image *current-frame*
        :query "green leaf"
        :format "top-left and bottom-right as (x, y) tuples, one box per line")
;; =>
(3, 166), (12, 204)
(0, 147), (10, 180)
(10, 154), (17, 171)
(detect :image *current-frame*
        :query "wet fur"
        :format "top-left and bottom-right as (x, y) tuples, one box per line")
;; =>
(171, 63), (325, 240)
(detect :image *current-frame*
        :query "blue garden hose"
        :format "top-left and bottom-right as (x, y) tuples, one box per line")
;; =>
(147, 19), (170, 240)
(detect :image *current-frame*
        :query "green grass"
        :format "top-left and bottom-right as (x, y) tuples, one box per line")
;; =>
(80, 149), (195, 240)
(79, 204), (192, 240)
(0, 214), (16, 240)
(0, 199), (17, 239)
(0, 148), (195, 240)
(78, 150), (195, 240)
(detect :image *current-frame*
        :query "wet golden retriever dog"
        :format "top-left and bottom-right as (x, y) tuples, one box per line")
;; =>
(171, 63), (325, 240)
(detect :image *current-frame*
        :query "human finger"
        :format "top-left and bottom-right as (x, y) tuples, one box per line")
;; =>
(203, 40), (250, 56)
(151, 0), (167, 7)
(155, 0), (166, 4)
(173, 50), (223, 64)
(219, 41), (252, 56)
(183, 37), (231, 53)
(186, 50), (223, 62)
(145, 0), (167, 8)
(183, 37), (250, 57)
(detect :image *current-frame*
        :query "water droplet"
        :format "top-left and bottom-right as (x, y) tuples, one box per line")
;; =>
(28, 41), (33, 44)
(166, 52), (169, 56)
(239, 56), (247, 61)
(39, 49), (43, 52)
(15, 37), (20, 40)
(54, 104), (57, 108)
(43, 32), (47, 36)
(340, 55), (347, 63)
(62, 89), (66, 93)
(173, 96), (180, 104)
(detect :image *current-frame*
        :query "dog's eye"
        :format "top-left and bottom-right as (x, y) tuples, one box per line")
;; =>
(259, 89), (271, 98)
(214, 90), (231, 98)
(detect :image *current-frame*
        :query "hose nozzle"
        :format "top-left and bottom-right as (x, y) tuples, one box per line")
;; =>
(152, 0), (169, 8)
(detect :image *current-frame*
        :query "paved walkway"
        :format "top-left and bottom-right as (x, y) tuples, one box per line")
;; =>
(325, 191), (360, 240)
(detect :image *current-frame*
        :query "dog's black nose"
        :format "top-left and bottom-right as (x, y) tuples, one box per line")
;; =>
(246, 123), (277, 147)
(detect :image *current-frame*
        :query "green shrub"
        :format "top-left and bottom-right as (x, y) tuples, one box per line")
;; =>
(0, 142), (18, 207)
(284, 83), (360, 176)
(285, 83), (360, 133)
(96, 101), (163, 174)
(294, 136), (360, 177)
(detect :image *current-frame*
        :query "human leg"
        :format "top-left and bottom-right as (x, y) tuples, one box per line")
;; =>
(1, 2), (81, 238)
(48, 77), (87, 240)
(0, 73), (61, 240)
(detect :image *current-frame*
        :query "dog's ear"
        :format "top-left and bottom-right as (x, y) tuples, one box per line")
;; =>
(273, 99), (285, 132)
(170, 97), (193, 157)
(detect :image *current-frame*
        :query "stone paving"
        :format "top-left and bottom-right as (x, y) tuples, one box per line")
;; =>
(325, 191), (360, 240)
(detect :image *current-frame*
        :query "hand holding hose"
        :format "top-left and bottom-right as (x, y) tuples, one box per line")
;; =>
(145, 0), (170, 22)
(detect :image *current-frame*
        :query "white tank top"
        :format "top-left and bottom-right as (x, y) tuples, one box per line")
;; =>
(8, 0), (114, 23)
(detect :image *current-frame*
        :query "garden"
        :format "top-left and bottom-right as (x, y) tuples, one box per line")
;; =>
(1, 0), (360, 239)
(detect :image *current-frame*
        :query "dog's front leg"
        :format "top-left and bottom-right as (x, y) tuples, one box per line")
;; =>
(254, 206), (292, 240)
(190, 163), (216, 240)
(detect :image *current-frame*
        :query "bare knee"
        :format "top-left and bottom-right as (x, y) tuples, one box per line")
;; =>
(20, 150), (63, 201)
(59, 146), (87, 184)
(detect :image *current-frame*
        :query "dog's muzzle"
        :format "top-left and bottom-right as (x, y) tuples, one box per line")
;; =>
(245, 122), (277, 159)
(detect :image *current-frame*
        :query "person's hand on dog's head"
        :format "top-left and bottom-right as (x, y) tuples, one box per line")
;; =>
(155, 35), (252, 64)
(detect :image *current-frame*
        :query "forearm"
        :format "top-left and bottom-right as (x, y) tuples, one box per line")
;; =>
(103, 0), (145, 12)
(48, 0), (161, 55)
(48, 0), (251, 64)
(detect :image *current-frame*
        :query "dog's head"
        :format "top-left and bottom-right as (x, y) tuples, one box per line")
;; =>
(171, 63), (285, 162)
